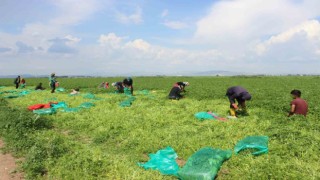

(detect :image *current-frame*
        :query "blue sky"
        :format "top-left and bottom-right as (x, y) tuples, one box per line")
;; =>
(0, 0), (320, 75)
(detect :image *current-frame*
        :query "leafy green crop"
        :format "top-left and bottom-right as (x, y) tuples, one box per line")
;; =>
(0, 76), (319, 179)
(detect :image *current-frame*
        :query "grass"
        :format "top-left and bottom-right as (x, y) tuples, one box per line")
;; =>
(0, 76), (319, 179)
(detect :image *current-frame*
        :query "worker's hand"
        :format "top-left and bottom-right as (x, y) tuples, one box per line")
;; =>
(232, 103), (238, 109)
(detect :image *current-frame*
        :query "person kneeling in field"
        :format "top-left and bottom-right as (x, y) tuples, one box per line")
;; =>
(35, 83), (45, 90)
(226, 86), (252, 117)
(112, 82), (124, 93)
(168, 85), (183, 100)
(288, 89), (308, 117)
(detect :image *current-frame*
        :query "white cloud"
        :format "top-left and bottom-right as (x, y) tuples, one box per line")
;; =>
(194, 0), (320, 46)
(161, 9), (168, 18)
(163, 21), (188, 29)
(256, 20), (320, 55)
(125, 39), (150, 51)
(115, 7), (143, 24)
(98, 33), (124, 48)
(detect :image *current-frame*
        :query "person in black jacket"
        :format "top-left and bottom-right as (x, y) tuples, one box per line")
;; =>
(123, 77), (133, 95)
(14, 76), (21, 89)
(168, 86), (183, 100)
(175, 82), (189, 92)
(226, 86), (252, 117)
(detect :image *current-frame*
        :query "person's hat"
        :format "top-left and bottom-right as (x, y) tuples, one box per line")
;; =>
(183, 82), (190, 86)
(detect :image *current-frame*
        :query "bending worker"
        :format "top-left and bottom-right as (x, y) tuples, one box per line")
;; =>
(175, 82), (189, 92)
(168, 85), (183, 100)
(123, 77), (133, 95)
(112, 82), (124, 93)
(226, 86), (252, 117)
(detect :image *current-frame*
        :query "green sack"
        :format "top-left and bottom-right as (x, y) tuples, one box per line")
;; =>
(119, 96), (136, 107)
(124, 87), (132, 95)
(61, 107), (81, 112)
(234, 136), (269, 156)
(138, 146), (179, 176)
(51, 102), (68, 109)
(33, 108), (56, 115)
(56, 87), (65, 92)
(195, 112), (215, 120)
(83, 93), (95, 99)
(19, 90), (30, 96)
(178, 147), (232, 180)
(119, 100), (132, 107)
(79, 102), (95, 109)
(137, 90), (149, 95)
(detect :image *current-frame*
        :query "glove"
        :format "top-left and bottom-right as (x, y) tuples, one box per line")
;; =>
(232, 103), (238, 109)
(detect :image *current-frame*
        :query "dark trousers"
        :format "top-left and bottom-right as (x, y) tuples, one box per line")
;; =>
(51, 84), (56, 93)
(15, 83), (19, 89)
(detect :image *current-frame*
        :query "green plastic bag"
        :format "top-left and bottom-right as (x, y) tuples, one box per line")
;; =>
(19, 90), (30, 96)
(138, 146), (179, 175)
(137, 90), (149, 95)
(124, 87), (132, 95)
(234, 136), (269, 156)
(83, 93), (95, 99)
(56, 87), (65, 92)
(79, 102), (95, 109)
(61, 107), (81, 112)
(51, 102), (68, 109)
(178, 147), (232, 180)
(195, 112), (215, 120)
(119, 101), (131, 107)
(119, 96), (136, 107)
(33, 108), (56, 115)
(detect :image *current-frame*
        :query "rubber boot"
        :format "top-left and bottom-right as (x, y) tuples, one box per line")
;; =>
(230, 108), (236, 117)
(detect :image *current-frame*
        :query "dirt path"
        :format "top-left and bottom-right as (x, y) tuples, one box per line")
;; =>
(0, 139), (24, 180)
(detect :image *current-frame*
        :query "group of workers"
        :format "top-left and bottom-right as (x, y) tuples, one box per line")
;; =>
(168, 82), (308, 118)
(12, 74), (308, 118)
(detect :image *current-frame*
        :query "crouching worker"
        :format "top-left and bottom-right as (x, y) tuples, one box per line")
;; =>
(123, 77), (133, 95)
(70, 88), (80, 95)
(288, 89), (308, 117)
(226, 86), (252, 117)
(35, 83), (45, 90)
(168, 85), (183, 100)
(98, 82), (109, 89)
(112, 82), (124, 93)
(175, 82), (189, 92)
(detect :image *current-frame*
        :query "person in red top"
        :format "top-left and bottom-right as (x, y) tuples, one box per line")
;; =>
(288, 89), (308, 117)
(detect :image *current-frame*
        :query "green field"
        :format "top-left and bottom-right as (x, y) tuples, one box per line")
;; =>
(0, 76), (319, 179)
